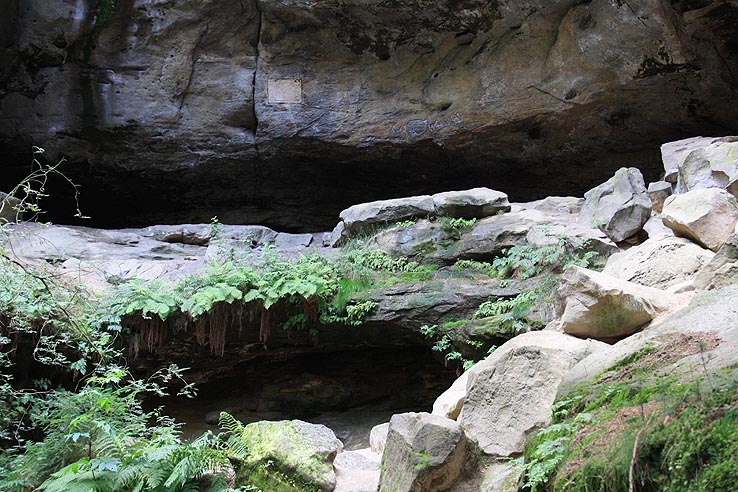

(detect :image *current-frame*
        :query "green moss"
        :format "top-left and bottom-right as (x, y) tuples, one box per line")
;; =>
(521, 345), (738, 492)
(234, 421), (332, 492)
(412, 450), (431, 471)
(410, 241), (438, 257)
(236, 459), (322, 492)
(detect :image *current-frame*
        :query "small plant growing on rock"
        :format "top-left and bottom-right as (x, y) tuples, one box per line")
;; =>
(439, 217), (476, 240)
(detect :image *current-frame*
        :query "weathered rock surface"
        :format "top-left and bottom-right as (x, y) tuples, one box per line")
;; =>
(578, 167), (651, 242)
(334, 448), (381, 492)
(432, 371), (469, 420)
(3, 2), (738, 229)
(555, 266), (680, 341)
(431, 188), (510, 219)
(695, 233), (738, 291)
(479, 462), (523, 492)
(379, 412), (475, 492)
(647, 181), (672, 213)
(238, 419), (343, 491)
(642, 216), (674, 238)
(667, 136), (738, 194)
(662, 188), (738, 251)
(0, 192), (21, 223)
(603, 235), (714, 289)
(370, 423), (390, 455)
(561, 284), (738, 395)
(334, 196), (435, 245)
(368, 202), (617, 264)
(365, 276), (551, 344)
(458, 331), (607, 456)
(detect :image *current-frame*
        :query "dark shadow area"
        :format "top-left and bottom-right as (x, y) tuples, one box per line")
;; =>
(146, 347), (457, 449)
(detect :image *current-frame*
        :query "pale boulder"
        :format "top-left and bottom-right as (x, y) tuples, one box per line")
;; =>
(334, 448), (381, 492)
(431, 370), (469, 420)
(578, 167), (651, 242)
(673, 137), (738, 194)
(603, 235), (714, 289)
(458, 331), (607, 456)
(643, 216), (673, 238)
(378, 412), (474, 492)
(695, 233), (738, 291)
(370, 422), (389, 455)
(556, 266), (679, 340)
(662, 188), (738, 252)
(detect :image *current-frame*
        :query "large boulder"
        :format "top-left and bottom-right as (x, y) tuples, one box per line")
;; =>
(378, 412), (475, 492)
(661, 136), (708, 183)
(561, 284), (738, 396)
(695, 233), (738, 291)
(431, 188), (510, 219)
(236, 419), (343, 492)
(603, 235), (714, 290)
(662, 188), (738, 252)
(431, 371), (469, 420)
(555, 266), (680, 341)
(669, 136), (738, 194)
(333, 196), (435, 245)
(578, 167), (651, 242)
(0, 191), (21, 223)
(458, 331), (607, 456)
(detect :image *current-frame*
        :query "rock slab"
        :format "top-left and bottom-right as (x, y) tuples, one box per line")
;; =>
(431, 188), (510, 219)
(695, 233), (738, 291)
(671, 137), (738, 194)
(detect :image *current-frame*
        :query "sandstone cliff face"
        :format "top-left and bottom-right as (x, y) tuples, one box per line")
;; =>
(1, 0), (737, 229)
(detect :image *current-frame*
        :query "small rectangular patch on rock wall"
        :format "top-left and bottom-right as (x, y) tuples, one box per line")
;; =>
(267, 78), (302, 104)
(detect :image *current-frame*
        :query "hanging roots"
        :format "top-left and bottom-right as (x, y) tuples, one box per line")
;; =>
(138, 317), (168, 353)
(190, 301), (241, 356)
(303, 296), (319, 327)
(259, 304), (271, 346)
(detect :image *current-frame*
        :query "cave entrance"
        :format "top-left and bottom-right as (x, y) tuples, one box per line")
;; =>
(149, 346), (456, 449)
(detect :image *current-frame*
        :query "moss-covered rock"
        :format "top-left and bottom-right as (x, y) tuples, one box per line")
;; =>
(234, 419), (342, 491)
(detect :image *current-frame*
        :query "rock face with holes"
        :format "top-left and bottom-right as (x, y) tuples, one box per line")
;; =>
(2, 1), (738, 229)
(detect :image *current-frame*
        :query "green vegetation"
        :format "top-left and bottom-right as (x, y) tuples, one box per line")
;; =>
(521, 341), (738, 492)
(96, 0), (117, 25)
(439, 217), (476, 240)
